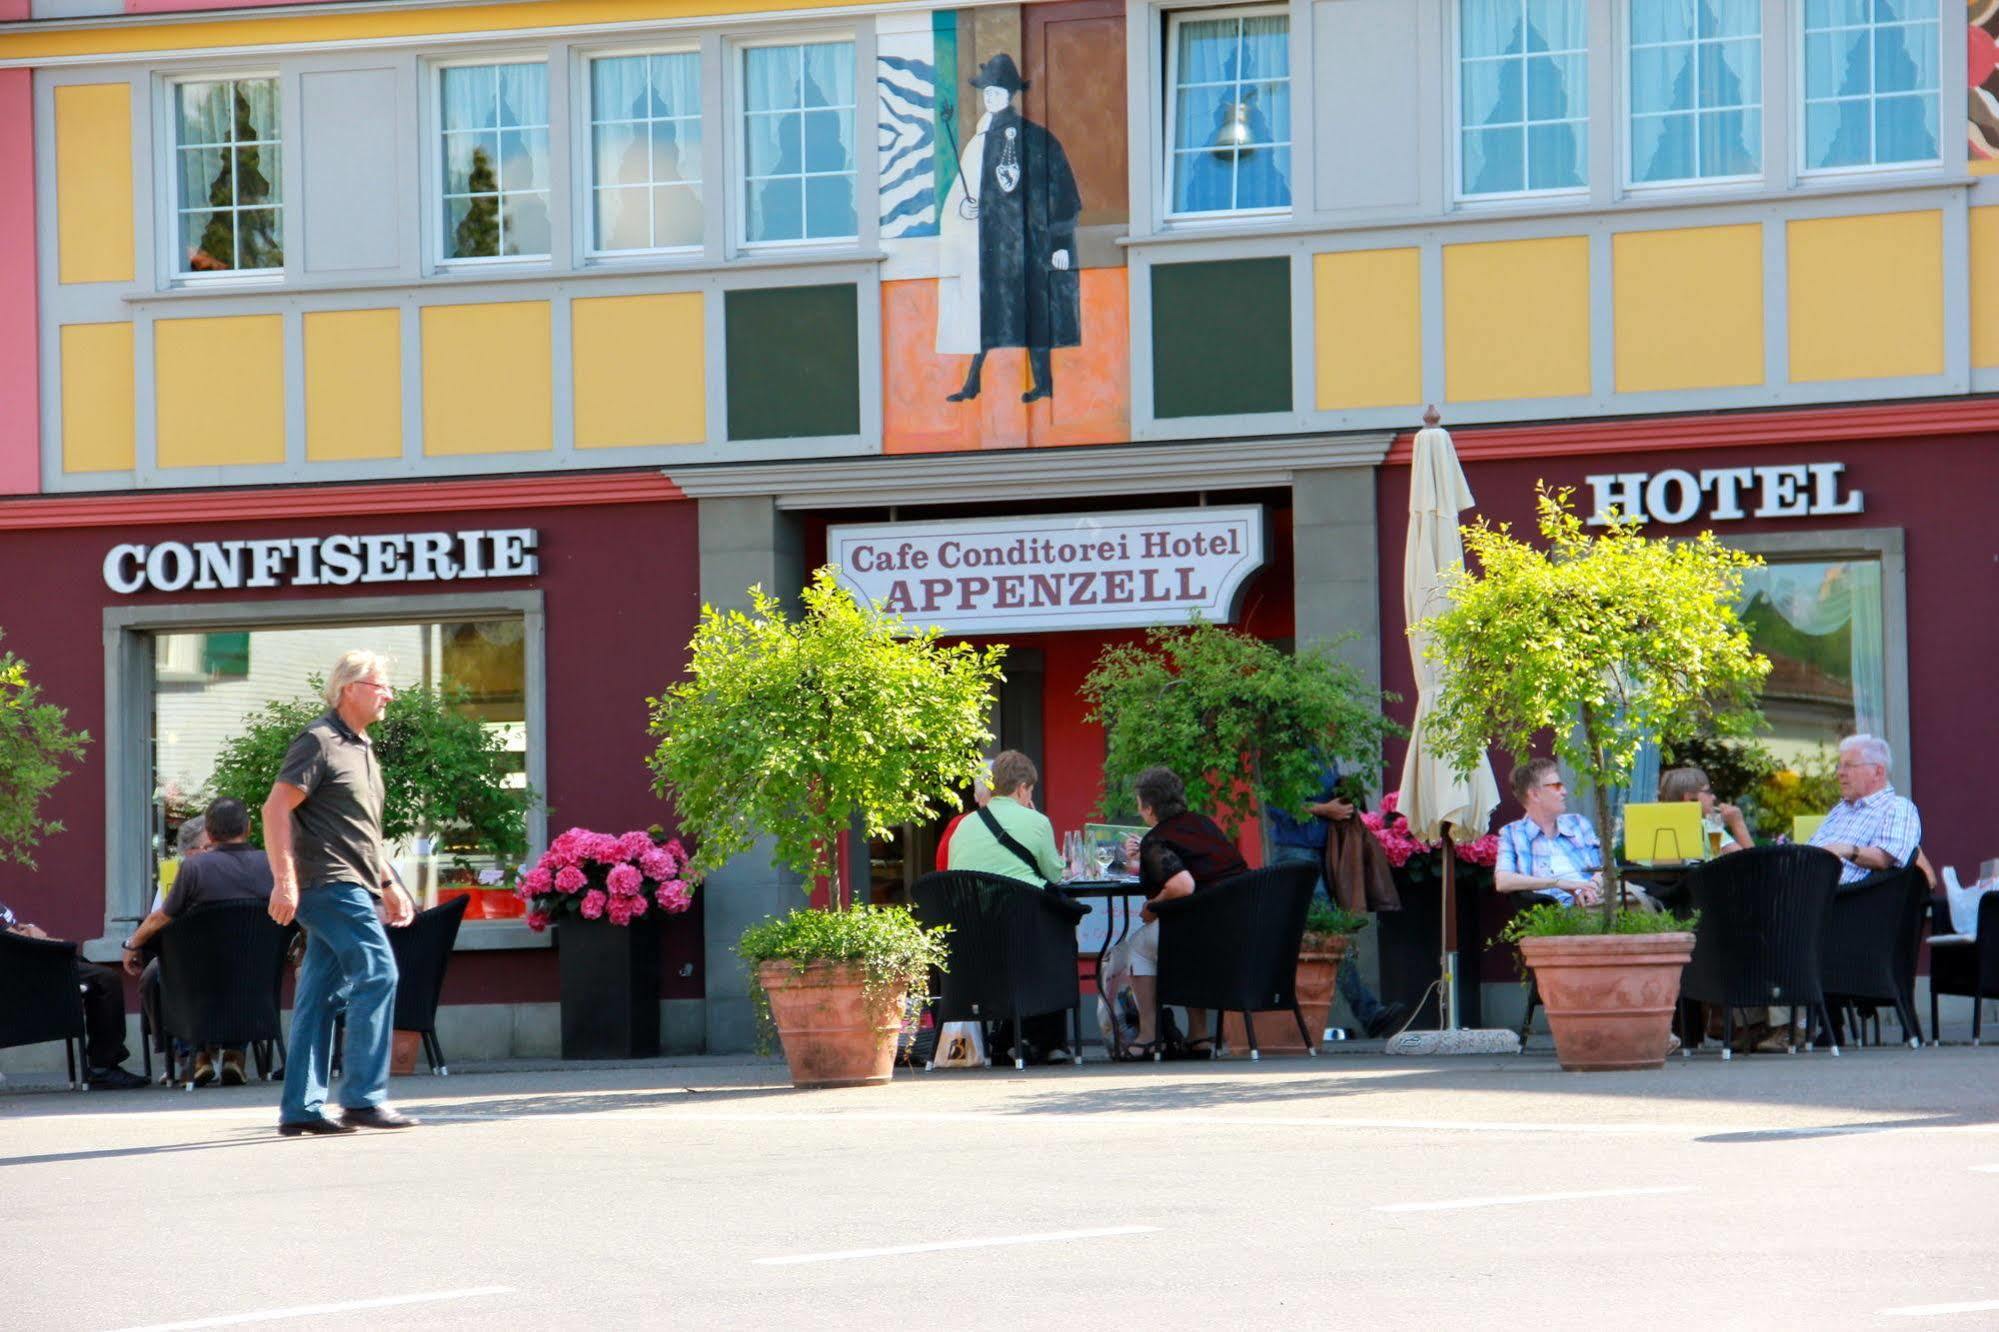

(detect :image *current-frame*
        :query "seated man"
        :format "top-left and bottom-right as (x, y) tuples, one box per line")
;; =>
(1809, 734), (1922, 885)
(122, 798), (275, 1086)
(0, 896), (147, 1089)
(1494, 758), (1606, 906)
(944, 751), (1063, 886)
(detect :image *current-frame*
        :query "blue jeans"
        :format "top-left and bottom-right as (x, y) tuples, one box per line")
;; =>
(1272, 843), (1384, 1027)
(281, 882), (399, 1123)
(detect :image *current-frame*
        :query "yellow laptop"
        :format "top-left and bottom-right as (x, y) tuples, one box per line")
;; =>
(1793, 814), (1827, 844)
(1623, 801), (1708, 865)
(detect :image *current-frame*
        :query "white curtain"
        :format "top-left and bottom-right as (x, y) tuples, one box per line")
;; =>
(1738, 560), (1886, 739)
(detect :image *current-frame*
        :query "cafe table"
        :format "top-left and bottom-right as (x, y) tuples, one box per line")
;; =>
(1056, 876), (1147, 1053)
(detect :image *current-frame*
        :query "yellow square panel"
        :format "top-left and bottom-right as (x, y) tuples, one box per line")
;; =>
(1314, 249), (1422, 411)
(1787, 211), (1944, 383)
(60, 322), (134, 473)
(306, 309), (403, 461)
(421, 301), (552, 456)
(1972, 207), (1999, 370)
(1612, 224), (1764, 393)
(54, 84), (134, 285)
(155, 315), (286, 468)
(572, 292), (705, 448)
(1444, 236), (1591, 401)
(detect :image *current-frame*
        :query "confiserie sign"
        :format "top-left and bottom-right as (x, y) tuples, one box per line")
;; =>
(827, 507), (1265, 634)
(102, 529), (540, 594)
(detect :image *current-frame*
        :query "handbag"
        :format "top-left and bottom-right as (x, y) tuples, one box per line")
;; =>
(932, 1020), (986, 1068)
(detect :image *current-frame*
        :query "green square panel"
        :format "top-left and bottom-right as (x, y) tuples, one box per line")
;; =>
(1151, 257), (1293, 420)
(725, 284), (861, 441)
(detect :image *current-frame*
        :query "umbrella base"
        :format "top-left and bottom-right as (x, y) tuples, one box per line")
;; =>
(1383, 1028), (1521, 1056)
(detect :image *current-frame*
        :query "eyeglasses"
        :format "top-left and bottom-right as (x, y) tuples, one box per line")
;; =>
(353, 680), (394, 695)
(1539, 781), (1566, 792)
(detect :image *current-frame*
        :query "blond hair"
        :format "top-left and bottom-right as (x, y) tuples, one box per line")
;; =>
(324, 650), (391, 708)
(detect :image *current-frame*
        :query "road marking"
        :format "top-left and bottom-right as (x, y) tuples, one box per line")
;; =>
(1880, 1299), (1999, 1317)
(106, 1286), (515, 1330)
(1377, 1185), (1693, 1213)
(755, 1225), (1159, 1266)
(1972, 1165), (1999, 1173)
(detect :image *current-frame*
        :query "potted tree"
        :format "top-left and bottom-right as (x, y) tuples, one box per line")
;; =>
(647, 570), (999, 1088)
(0, 632), (90, 867)
(1417, 489), (1768, 1071)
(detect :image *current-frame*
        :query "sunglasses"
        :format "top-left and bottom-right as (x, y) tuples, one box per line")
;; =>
(1539, 781), (1566, 792)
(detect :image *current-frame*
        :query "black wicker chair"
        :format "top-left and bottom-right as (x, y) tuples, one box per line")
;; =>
(1680, 843), (1843, 1060)
(0, 932), (91, 1091)
(147, 900), (295, 1088)
(1821, 865), (1929, 1049)
(1150, 861), (1319, 1060)
(911, 870), (1089, 1070)
(335, 894), (470, 1076)
(1930, 890), (1999, 1046)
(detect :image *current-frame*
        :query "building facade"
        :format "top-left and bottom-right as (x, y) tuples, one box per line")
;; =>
(0, 0), (1992, 1058)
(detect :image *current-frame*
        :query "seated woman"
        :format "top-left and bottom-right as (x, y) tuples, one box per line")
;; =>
(1112, 765), (1248, 1057)
(1657, 765), (1754, 856)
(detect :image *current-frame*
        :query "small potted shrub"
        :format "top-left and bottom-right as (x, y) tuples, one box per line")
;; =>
(1222, 898), (1370, 1055)
(1499, 901), (1699, 1070)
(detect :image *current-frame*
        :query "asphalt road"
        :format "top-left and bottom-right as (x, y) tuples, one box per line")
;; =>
(5, 1045), (1998, 1331)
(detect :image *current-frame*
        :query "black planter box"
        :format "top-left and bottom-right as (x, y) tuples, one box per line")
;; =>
(556, 916), (661, 1059)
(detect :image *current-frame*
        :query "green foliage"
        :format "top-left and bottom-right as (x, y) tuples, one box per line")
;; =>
(1304, 898), (1370, 939)
(205, 680), (535, 871)
(453, 145), (500, 258)
(648, 569), (1006, 903)
(1659, 734), (1779, 807)
(1497, 901), (1698, 942)
(1748, 747), (1842, 843)
(1081, 619), (1402, 850)
(0, 633), (91, 867)
(1416, 487), (1769, 922)
(736, 904), (952, 1048)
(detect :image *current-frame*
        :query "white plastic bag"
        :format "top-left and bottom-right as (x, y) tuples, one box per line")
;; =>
(932, 1021), (986, 1068)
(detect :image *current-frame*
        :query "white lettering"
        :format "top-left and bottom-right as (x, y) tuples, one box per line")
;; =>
(490, 528), (539, 578)
(360, 534), (407, 583)
(1808, 462), (1864, 515)
(1584, 461), (1864, 526)
(319, 535), (362, 586)
(407, 532), (457, 582)
(1754, 464), (1811, 518)
(459, 530), (489, 579)
(290, 537), (322, 587)
(101, 528), (541, 595)
(246, 540), (288, 589)
(104, 544), (147, 594)
(192, 541), (244, 591)
(1587, 473), (1648, 525)
(146, 542), (196, 593)
(1644, 469), (1701, 526)
(1698, 467), (1757, 521)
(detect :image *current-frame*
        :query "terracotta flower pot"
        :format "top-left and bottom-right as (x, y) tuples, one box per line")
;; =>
(1518, 932), (1696, 1072)
(1221, 934), (1351, 1055)
(390, 1029), (422, 1076)
(758, 960), (905, 1089)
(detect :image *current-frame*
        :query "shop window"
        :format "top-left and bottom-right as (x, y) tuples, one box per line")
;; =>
(1457, 0), (1589, 198)
(1164, 7), (1292, 218)
(588, 51), (704, 254)
(170, 76), (283, 275)
(1627, 0), (1762, 184)
(438, 61), (551, 261)
(1801, 0), (1940, 173)
(1736, 557), (1885, 766)
(740, 39), (857, 245)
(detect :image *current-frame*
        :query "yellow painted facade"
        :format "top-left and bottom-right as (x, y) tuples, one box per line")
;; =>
(1611, 224), (1763, 394)
(306, 309), (405, 462)
(572, 293), (706, 448)
(155, 315), (287, 468)
(1312, 249), (1422, 411)
(420, 301), (554, 456)
(59, 322), (135, 474)
(1443, 236), (1591, 402)
(1787, 211), (1945, 383)
(53, 84), (134, 285)
(1971, 207), (1999, 370)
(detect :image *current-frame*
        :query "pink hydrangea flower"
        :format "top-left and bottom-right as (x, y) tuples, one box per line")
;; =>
(606, 896), (634, 926)
(554, 864), (587, 894)
(655, 880), (693, 913)
(617, 830), (656, 861)
(520, 867), (553, 897)
(1454, 834), (1500, 867)
(579, 888), (608, 920)
(606, 863), (643, 897)
(583, 832), (623, 865)
(627, 891), (649, 917)
(639, 847), (676, 882)
(525, 910), (551, 933)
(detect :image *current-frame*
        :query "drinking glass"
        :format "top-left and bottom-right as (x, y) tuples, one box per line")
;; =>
(1095, 843), (1116, 877)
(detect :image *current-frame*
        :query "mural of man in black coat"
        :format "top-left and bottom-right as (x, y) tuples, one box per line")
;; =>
(939, 53), (1082, 404)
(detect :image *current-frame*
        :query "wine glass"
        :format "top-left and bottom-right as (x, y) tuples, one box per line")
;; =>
(1095, 843), (1116, 878)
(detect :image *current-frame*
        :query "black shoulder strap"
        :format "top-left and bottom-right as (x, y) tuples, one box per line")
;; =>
(976, 807), (1048, 880)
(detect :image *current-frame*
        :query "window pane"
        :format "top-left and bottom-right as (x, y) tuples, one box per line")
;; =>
(745, 111), (799, 177)
(1460, 0), (1524, 59)
(1699, 39), (1760, 108)
(1176, 18), (1238, 85)
(1873, 24), (1937, 93)
(594, 186), (648, 249)
(594, 122), (647, 188)
(501, 191), (550, 256)
(802, 108), (851, 173)
(496, 64), (547, 128)
(177, 81), (231, 146)
(1526, 52), (1587, 121)
(178, 146), (227, 211)
(1240, 15), (1289, 79)
(236, 208), (281, 269)
(447, 195), (501, 258)
(1700, 0), (1760, 39)
(653, 182), (703, 246)
(1526, 120), (1586, 188)
(1526, 0), (1586, 52)
(1872, 0), (1936, 19)
(801, 42), (855, 108)
(1462, 56), (1523, 126)
(1462, 126), (1525, 192)
(745, 46), (802, 111)
(499, 128), (548, 191)
(803, 173), (856, 239)
(233, 145), (278, 206)
(1738, 561), (1883, 757)
(441, 66), (497, 132)
(1172, 147), (1229, 212)
(1805, 98), (1872, 168)
(593, 57), (651, 122)
(747, 176), (804, 242)
(655, 118), (701, 184)
(1236, 144), (1290, 208)
(1804, 29), (1870, 99)
(1698, 108), (1760, 174)
(1631, 111), (1695, 181)
(1874, 93), (1938, 161)
(239, 78), (279, 141)
(1806, 0), (1871, 26)
(179, 209), (226, 272)
(443, 131), (500, 195)
(1631, 44), (1694, 115)
(650, 52), (701, 117)
(1253, 80), (1292, 143)
(1631, 0), (1694, 46)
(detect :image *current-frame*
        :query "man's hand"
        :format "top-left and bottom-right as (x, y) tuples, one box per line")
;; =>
(1309, 798), (1356, 821)
(268, 880), (299, 926)
(382, 880), (415, 928)
(1051, 249), (1070, 271)
(9, 922), (49, 940)
(121, 946), (144, 977)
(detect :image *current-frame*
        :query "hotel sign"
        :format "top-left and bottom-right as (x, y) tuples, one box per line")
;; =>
(1584, 462), (1863, 526)
(102, 529), (540, 594)
(827, 507), (1266, 634)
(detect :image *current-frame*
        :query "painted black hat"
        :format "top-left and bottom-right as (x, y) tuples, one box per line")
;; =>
(969, 52), (1028, 94)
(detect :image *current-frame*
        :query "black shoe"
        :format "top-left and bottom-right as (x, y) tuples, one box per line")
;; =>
(278, 1116), (357, 1137)
(1364, 1002), (1412, 1040)
(1021, 382), (1053, 404)
(86, 1065), (148, 1090)
(339, 1105), (420, 1130)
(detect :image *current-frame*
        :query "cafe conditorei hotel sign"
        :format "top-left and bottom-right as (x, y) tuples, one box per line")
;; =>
(827, 507), (1266, 635)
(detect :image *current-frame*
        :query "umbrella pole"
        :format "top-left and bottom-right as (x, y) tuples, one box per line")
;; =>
(1440, 822), (1458, 1031)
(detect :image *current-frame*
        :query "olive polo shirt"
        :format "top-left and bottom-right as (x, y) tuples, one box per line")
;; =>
(276, 710), (388, 896)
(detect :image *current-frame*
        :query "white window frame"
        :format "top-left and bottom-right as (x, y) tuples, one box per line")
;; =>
(580, 44), (705, 261)
(160, 71), (285, 284)
(430, 54), (554, 270)
(1161, 4), (1295, 224)
(1796, 0), (1944, 180)
(731, 32), (860, 252)
(1620, 0), (1765, 192)
(1451, 0), (1591, 204)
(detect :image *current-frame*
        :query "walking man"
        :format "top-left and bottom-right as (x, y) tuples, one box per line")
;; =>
(265, 650), (418, 1136)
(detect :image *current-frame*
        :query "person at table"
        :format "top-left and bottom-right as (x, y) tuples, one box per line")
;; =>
(1808, 734), (1922, 885)
(1494, 758), (1606, 906)
(1115, 765), (1249, 1057)
(0, 895), (148, 1089)
(945, 751), (1063, 885)
(934, 776), (992, 873)
(1657, 766), (1754, 855)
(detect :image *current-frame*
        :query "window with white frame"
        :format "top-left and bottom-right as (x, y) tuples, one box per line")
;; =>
(171, 77), (282, 274)
(1458, 0), (1589, 197)
(1801, 0), (1940, 172)
(589, 52), (704, 253)
(1165, 8), (1292, 217)
(741, 40), (857, 245)
(1628, 0), (1762, 184)
(439, 62), (551, 261)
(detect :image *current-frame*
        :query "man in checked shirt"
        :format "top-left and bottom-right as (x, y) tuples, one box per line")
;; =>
(1807, 734), (1922, 885)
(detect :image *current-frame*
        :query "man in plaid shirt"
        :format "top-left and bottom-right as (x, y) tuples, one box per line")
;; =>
(1494, 757), (1605, 907)
(1808, 734), (1922, 885)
